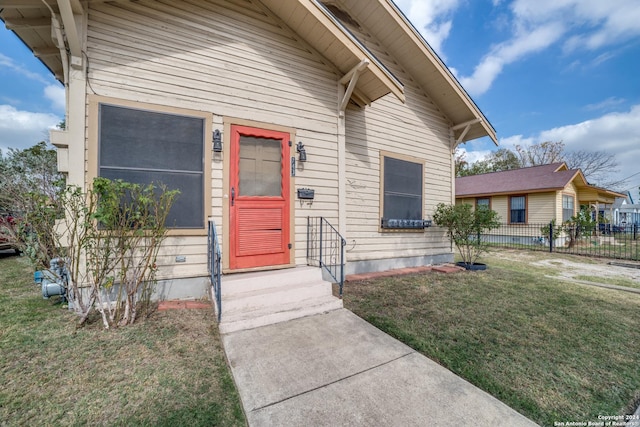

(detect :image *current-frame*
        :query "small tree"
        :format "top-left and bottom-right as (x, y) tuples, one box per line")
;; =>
(433, 203), (501, 267)
(60, 178), (178, 328)
(541, 219), (563, 243)
(0, 141), (65, 270)
(564, 206), (597, 248)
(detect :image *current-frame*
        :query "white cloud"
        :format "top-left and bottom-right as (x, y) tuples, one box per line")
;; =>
(460, 22), (564, 95)
(458, 0), (640, 96)
(44, 84), (66, 113)
(584, 96), (625, 111)
(0, 105), (61, 155)
(393, 0), (461, 57)
(498, 104), (640, 185)
(458, 147), (493, 164)
(0, 53), (51, 85)
(516, 0), (640, 51)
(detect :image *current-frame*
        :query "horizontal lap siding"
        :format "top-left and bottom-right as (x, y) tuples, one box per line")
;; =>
(528, 192), (557, 223)
(86, 0), (339, 277)
(344, 24), (452, 263)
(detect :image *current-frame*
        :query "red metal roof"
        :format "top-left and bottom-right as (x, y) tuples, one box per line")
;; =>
(456, 163), (583, 197)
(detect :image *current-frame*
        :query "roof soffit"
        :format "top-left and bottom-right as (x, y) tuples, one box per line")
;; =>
(1, 2), (63, 81)
(1, 0), (84, 82)
(259, 0), (405, 104)
(335, 0), (496, 144)
(3, 0), (404, 103)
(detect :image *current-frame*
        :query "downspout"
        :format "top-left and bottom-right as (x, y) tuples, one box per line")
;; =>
(41, 1), (69, 85)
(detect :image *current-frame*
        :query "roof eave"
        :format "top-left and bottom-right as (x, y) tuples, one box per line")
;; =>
(260, 0), (405, 104)
(380, 0), (497, 144)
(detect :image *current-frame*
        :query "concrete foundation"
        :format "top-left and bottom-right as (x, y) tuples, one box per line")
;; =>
(71, 275), (210, 307)
(344, 253), (454, 276)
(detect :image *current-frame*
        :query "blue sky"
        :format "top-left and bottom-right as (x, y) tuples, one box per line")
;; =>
(1, 0), (640, 197)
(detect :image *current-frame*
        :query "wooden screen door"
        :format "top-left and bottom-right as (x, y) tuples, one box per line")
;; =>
(229, 125), (291, 269)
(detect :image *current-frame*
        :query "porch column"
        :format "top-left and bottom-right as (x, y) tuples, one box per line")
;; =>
(55, 4), (87, 188)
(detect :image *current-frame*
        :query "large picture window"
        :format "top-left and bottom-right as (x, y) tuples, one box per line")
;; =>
(98, 103), (205, 229)
(380, 153), (424, 230)
(509, 195), (526, 224)
(562, 195), (575, 222)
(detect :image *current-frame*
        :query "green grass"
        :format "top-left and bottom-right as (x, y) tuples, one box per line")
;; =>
(0, 254), (245, 426)
(344, 249), (640, 427)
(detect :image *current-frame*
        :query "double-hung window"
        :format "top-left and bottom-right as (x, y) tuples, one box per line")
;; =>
(509, 195), (526, 224)
(562, 195), (575, 222)
(380, 152), (424, 230)
(97, 102), (207, 229)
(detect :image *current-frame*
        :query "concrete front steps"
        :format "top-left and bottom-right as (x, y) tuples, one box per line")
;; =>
(216, 266), (343, 334)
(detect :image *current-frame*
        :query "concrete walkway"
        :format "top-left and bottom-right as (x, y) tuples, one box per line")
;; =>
(221, 308), (538, 426)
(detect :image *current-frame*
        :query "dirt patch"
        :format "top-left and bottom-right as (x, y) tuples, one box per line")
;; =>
(532, 258), (640, 282)
(492, 249), (640, 284)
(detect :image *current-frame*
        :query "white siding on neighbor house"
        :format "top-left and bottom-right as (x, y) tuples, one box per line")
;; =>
(343, 23), (453, 263)
(85, 0), (342, 278)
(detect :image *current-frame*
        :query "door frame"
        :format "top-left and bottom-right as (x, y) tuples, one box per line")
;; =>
(222, 117), (296, 273)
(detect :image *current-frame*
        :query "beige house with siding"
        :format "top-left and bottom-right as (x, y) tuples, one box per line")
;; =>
(456, 163), (624, 225)
(3, 0), (495, 322)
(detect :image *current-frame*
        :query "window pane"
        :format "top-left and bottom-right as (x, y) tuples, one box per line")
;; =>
(563, 195), (574, 209)
(100, 168), (203, 229)
(239, 136), (282, 197)
(511, 196), (525, 209)
(477, 198), (490, 207)
(99, 104), (203, 172)
(511, 209), (525, 223)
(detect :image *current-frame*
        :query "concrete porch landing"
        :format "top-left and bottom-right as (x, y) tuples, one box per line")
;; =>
(216, 266), (343, 334)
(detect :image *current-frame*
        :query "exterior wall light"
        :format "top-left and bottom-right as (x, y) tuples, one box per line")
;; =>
(296, 141), (307, 162)
(213, 129), (222, 152)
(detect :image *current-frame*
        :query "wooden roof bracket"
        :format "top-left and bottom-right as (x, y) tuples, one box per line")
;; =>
(339, 59), (370, 117)
(452, 118), (482, 147)
(55, 0), (83, 69)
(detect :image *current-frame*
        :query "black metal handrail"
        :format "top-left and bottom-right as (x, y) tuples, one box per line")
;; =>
(306, 217), (346, 297)
(207, 219), (222, 322)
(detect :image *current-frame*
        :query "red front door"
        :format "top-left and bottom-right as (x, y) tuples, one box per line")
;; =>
(229, 125), (291, 269)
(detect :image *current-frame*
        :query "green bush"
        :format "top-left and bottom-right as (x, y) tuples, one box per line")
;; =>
(433, 203), (501, 266)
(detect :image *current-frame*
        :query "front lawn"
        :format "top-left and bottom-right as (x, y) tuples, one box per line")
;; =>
(0, 254), (245, 426)
(344, 250), (640, 426)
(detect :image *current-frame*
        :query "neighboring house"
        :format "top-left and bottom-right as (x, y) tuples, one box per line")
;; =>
(613, 193), (640, 226)
(456, 163), (624, 225)
(2, 0), (495, 300)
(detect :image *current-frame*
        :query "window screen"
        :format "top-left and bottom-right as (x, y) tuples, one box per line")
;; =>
(381, 156), (423, 229)
(98, 104), (205, 228)
(510, 196), (526, 224)
(239, 136), (282, 197)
